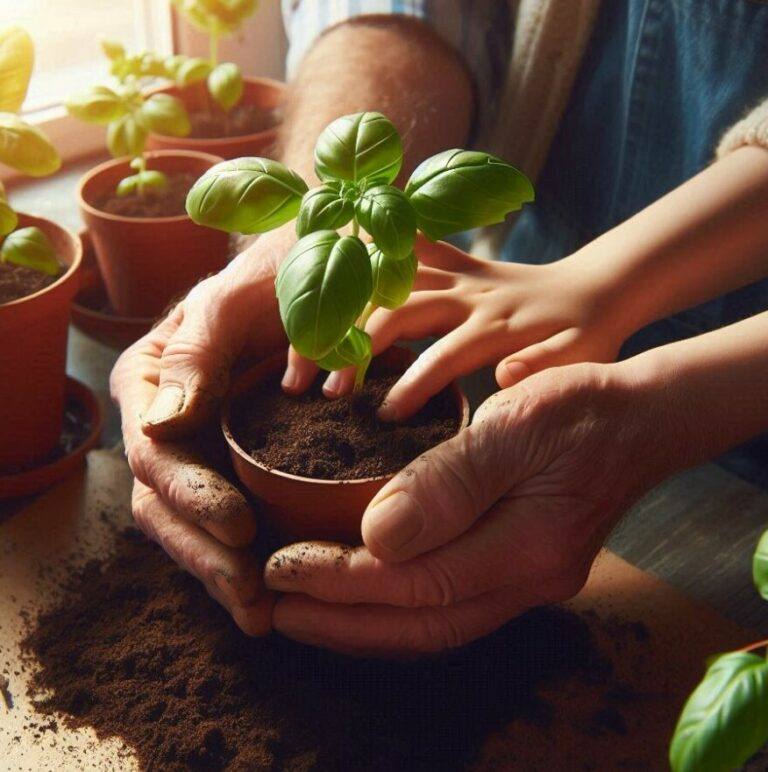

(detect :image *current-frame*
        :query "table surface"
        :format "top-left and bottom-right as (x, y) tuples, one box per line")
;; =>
(5, 157), (768, 635)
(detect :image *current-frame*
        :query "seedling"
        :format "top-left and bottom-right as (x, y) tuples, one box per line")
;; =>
(186, 111), (534, 390)
(668, 530), (768, 771)
(0, 26), (61, 276)
(66, 40), (191, 196)
(169, 0), (258, 117)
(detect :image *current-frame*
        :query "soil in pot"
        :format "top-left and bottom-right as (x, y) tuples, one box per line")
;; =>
(188, 103), (278, 139)
(230, 360), (458, 480)
(96, 172), (197, 218)
(0, 260), (62, 305)
(20, 528), (649, 771)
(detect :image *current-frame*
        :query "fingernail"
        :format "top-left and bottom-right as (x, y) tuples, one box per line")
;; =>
(323, 371), (343, 397)
(281, 365), (298, 392)
(503, 361), (530, 384)
(377, 400), (397, 422)
(143, 385), (185, 427)
(367, 491), (422, 553)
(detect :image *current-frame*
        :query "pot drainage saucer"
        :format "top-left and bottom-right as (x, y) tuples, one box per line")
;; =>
(72, 231), (154, 350)
(0, 377), (103, 500)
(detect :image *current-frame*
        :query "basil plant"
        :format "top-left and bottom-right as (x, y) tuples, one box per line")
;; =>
(668, 529), (768, 771)
(66, 41), (191, 198)
(0, 26), (61, 277)
(169, 0), (258, 115)
(186, 111), (534, 390)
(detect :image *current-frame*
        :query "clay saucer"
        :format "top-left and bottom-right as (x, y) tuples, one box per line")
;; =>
(0, 377), (103, 500)
(71, 231), (154, 349)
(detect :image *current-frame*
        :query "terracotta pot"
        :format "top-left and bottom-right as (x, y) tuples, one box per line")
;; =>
(222, 348), (471, 543)
(145, 77), (284, 159)
(78, 150), (229, 318)
(0, 214), (82, 470)
(71, 230), (153, 349)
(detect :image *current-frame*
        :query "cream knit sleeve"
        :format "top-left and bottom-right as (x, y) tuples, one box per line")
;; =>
(716, 98), (768, 159)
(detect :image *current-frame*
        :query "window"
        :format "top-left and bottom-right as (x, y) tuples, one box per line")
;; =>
(1, 0), (173, 118)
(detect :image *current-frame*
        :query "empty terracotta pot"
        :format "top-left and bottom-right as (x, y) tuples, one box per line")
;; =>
(222, 348), (471, 543)
(145, 77), (284, 159)
(78, 150), (229, 318)
(0, 213), (82, 470)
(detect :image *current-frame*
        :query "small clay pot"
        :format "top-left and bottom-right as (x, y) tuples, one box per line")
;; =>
(78, 150), (229, 319)
(145, 77), (284, 159)
(222, 348), (471, 543)
(71, 230), (153, 349)
(0, 213), (82, 470)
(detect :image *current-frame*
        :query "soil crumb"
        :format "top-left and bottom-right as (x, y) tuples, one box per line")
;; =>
(187, 103), (277, 139)
(0, 260), (62, 305)
(22, 530), (640, 771)
(97, 172), (197, 219)
(231, 358), (459, 480)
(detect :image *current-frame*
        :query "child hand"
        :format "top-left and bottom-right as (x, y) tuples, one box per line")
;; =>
(287, 237), (629, 421)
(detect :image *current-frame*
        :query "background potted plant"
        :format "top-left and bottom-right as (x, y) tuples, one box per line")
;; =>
(186, 111), (534, 540)
(668, 530), (768, 771)
(68, 59), (229, 319)
(146, 0), (283, 158)
(0, 27), (100, 494)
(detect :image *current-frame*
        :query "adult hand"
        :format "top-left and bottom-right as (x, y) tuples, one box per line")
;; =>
(265, 361), (672, 656)
(291, 238), (629, 420)
(110, 225), (295, 635)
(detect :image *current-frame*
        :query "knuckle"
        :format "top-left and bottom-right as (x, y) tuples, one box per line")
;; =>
(410, 559), (460, 607)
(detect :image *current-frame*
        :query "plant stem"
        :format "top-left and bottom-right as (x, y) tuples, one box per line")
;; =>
(353, 356), (371, 395)
(357, 300), (376, 332)
(351, 217), (359, 238)
(740, 638), (768, 655)
(136, 155), (147, 197)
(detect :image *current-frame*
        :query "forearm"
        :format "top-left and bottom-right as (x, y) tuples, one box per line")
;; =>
(277, 16), (473, 181)
(619, 310), (768, 475)
(568, 146), (768, 338)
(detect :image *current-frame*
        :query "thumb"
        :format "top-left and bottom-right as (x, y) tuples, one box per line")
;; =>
(141, 278), (247, 440)
(361, 421), (513, 562)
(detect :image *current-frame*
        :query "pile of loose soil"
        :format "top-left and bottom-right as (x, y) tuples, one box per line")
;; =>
(0, 260), (62, 305)
(231, 363), (459, 480)
(97, 173), (197, 219)
(187, 104), (277, 139)
(22, 529), (640, 771)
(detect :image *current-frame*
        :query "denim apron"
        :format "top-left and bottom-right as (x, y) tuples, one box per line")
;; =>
(501, 0), (768, 488)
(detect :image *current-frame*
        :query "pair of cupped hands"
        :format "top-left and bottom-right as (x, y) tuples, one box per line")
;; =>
(111, 226), (663, 656)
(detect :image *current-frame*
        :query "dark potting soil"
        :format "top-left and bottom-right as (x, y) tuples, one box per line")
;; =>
(187, 103), (277, 139)
(22, 529), (641, 771)
(0, 396), (91, 476)
(231, 362), (459, 480)
(0, 259), (62, 305)
(97, 172), (197, 218)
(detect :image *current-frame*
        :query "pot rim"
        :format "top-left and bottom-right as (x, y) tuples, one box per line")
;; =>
(221, 350), (471, 488)
(0, 212), (82, 311)
(77, 149), (224, 225)
(146, 75), (284, 146)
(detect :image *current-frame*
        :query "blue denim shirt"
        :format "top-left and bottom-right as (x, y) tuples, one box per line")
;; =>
(504, 0), (768, 488)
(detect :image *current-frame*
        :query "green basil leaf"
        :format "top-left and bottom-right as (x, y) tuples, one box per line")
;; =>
(753, 530), (768, 600)
(669, 651), (768, 772)
(295, 183), (354, 237)
(355, 184), (416, 260)
(66, 85), (128, 125)
(175, 56), (213, 87)
(186, 157), (308, 234)
(0, 183), (17, 236)
(0, 26), (33, 113)
(138, 93), (191, 137)
(369, 245), (417, 310)
(106, 114), (147, 158)
(0, 226), (60, 276)
(101, 39), (125, 61)
(208, 62), (243, 112)
(172, 0), (256, 36)
(275, 231), (372, 360)
(404, 149), (534, 240)
(316, 326), (372, 372)
(116, 170), (169, 197)
(314, 111), (402, 185)
(0, 112), (61, 176)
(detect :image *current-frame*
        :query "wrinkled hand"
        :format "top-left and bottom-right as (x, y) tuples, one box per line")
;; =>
(266, 362), (668, 656)
(285, 238), (627, 420)
(110, 225), (295, 635)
